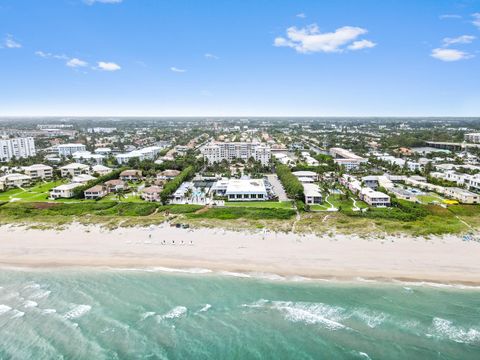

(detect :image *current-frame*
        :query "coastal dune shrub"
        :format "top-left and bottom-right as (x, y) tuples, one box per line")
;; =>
(187, 207), (295, 220)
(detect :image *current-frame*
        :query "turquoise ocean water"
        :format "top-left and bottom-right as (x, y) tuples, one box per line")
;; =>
(0, 268), (479, 359)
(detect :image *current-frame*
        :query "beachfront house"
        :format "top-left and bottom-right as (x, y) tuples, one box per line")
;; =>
(120, 170), (143, 182)
(222, 178), (268, 201)
(50, 183), (82, 199)
(444, 187), (480, 204)
(360, 188), (390, 207)
(141, 186), (162, 202)
(303, 183), (322, 205)
(84, 185), (107, 200)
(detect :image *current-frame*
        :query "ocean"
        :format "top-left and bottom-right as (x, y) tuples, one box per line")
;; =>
(0, 268), (479, 359)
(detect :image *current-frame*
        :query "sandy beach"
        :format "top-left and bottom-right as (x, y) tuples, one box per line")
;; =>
(0, 223), (479, 285)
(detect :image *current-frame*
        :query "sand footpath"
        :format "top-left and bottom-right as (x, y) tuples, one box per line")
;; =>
(1, 223), (480, 285)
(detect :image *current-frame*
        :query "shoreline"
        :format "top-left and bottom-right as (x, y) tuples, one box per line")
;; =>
(1, 223), (480, 286)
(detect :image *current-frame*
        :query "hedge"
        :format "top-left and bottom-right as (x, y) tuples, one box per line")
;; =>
(276, 164), (304, 200)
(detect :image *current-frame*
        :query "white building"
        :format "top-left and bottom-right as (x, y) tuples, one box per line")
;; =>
(0, 137), (36, 162)
(50, 183), (82, 199)
(72, 151), (105, 164)
(22, 164), (53, 180)
(303, 183), (322, 205)
(202, 142), (271, 165)
(72, 174), (96, 184)
(92, 164), (113, 176)
(57, 143), (86, 157)
(115, 146), (163, 165)
(465, 133), (480, 143)
(0, 173), (31, 190)
(360, 188), (390, 207)
(213, 178), (268, 201)
(330, 148), (367, 170)
(60, 163), (91, 177)
(292, 171), (318, 183)
(444, 187), (480, 204)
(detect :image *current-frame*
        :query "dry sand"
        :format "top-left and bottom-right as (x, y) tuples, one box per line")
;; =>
(1, 223), (480, 284)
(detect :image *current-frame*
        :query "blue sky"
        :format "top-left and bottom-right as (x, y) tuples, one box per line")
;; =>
(0, 0), (479, 116)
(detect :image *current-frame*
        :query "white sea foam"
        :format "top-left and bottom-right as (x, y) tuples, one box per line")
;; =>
(23, 300), (38, 308)
(430, 317), (480, 344)
(23, 283), (41, 290)
(29, 290), (51, 300)
(219, 271), (251, 278)
(244, 300), (348, 330)
(249, 273), (286, 281)
(351, 309), (387, 328)
(41, 309), (57, 315)
(151, 267), (212, 274)
(10, 309), (25, 319)
(157, 306), (187, 321)
(116, 267), (212, 274)
(242, 299), (269, 308)
(140, 311), (156, 321)
(271, 301), (347, 330)
(63, 304), (92, 320)
(0, 304), (12, 315)
(198, 304), (212, 313)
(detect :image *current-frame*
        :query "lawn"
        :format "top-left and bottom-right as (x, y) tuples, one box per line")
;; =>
(0, 180), (65, 202)
(417, 192), (444, 204)
(224, 201), (294, 209)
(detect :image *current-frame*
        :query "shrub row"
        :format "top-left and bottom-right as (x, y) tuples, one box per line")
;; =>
(160, 166), (195, 204)
(275, 164), (304, 200)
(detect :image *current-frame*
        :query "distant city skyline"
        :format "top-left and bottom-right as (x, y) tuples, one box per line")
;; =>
(1, 0), (479, 116)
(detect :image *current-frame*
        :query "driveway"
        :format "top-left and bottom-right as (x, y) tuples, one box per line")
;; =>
(266, 174), (288, 201)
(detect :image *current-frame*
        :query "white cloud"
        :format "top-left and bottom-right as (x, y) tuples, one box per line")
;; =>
(296, 13), (306, 18)
(66, 58), (88, 68)
(97, 61), (121, 71)
(347, 39), (376, 50)
(35, 50), (69, 60)
(473, 13), (480, 29)
(439, 14), (461, 20)
(443, 35), (476, 46)
(274, 24), (374, 53)
(170, 66), (186, 73)
(204, 53), (219, 59)
(4, 35), (21, 48)
(84, 0), (122, 4)
(431, 48), (472, 62)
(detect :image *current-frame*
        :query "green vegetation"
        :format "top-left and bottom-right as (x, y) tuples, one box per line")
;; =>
(187, 207), (296, 220)
(160, 166), (195, 204)
(0, 180), (65, 202)
(72, 169), (124, 199)
(224, 201), (293, 209)
(275, 164), (304, 200)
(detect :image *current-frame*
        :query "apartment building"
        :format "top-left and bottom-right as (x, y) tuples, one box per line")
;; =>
(60, 163), (91, 177)
(360, 188), (391, 207)
(115, 146), (164, 165)
(57, 143), (86, 156)
(465, 133), (480, 144)
(202, 142), (271, 165)
(329, 148), (367, 170)
(0, 173), (31, 190)
(0, 137), (36, 162)
(22, 164), (53, 180)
